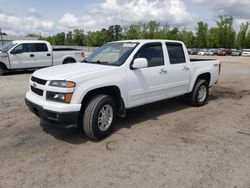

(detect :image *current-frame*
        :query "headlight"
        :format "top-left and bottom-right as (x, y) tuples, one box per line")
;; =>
(49, 80), (75, 88)
(46, 91), (73, 103)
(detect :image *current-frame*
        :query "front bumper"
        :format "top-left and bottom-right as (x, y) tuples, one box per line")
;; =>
(25, 91), (81, 128)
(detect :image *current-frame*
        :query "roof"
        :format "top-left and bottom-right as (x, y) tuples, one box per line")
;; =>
(113, 39), (183, 44)
(12, 40), (49, 44)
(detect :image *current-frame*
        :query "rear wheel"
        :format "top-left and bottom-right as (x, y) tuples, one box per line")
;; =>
(188, 79), (209, 107)
(63, 58), (76, 64)
(82, 95), (116, 139)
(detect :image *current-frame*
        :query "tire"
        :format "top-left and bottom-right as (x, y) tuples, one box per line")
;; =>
(63, 58), (76, 64)
(83, 95), (116, 139)
(0, 65), (5, 76)
(188, 79), (209, 107)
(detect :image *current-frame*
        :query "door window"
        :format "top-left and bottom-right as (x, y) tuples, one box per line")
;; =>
(35, 43), (48, 52)
(135, 44), (164, 67)
(12, 43), (35, 54)
(166, 43), (186, 64)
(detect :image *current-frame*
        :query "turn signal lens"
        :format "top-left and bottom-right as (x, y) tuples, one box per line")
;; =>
(65, 93), (73, 103)
(66, 82), (75, 88)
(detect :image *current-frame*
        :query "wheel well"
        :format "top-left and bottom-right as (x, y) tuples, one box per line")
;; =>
(63, 58), (76, 64)
(81, 86), (125, 116)
(0, 62), (8, 70)
(196, 73), (211, 85)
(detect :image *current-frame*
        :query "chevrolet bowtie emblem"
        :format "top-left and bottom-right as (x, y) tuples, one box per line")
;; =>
(33, 82), (37, 88)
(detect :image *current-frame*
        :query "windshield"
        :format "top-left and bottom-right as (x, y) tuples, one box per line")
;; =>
(84, 42), (138, 66)
(1, 42), (17, 53)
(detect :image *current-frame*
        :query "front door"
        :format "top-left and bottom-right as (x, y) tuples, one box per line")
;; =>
(9, 43), (36, 69)
(127, 43), (168, 108)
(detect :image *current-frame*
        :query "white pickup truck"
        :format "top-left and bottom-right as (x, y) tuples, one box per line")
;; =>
(0, 40), (84, 75)
(25, 40), (220, 139)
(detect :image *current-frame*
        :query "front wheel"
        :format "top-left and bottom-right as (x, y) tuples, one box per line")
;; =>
(82, 95), (116, 139)
(0, 65), (5, 76)
(188, 79), (209, 107)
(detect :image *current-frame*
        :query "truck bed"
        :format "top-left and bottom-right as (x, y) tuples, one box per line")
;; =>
(53, 48), (80, 51)
(190, 59), (216, 62)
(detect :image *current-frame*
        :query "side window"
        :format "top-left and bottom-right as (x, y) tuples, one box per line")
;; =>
(166, 43), (186, 64)
(13, 44), (23, 54)
(135, 44), (164, 67)
(35, 43), (48, 52)
(12, 43), (35, 53)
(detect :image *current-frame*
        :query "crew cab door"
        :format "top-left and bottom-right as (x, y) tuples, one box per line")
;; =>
(33, 43), (52, 67)
(127, 43), (168, 107)
(9, 43), (36, 69)
(165, 42), (191, 97)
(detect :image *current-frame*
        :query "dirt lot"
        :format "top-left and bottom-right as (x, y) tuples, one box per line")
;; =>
(0, 56), (250, 188)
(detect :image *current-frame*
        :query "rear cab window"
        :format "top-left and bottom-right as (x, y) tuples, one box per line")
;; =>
(166, 42), (186, 64)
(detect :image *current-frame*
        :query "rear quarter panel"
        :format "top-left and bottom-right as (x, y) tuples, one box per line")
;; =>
(52, 51), (83, 66)
(188, 60), (220, 92)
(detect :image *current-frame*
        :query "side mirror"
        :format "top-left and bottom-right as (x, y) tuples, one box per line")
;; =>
(131, 58), (148, 69)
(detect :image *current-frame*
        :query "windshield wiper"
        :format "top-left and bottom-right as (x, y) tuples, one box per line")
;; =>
(82, 59), (89, 63)
(82, 59), (113, 66)
(93, 60), (109, 65)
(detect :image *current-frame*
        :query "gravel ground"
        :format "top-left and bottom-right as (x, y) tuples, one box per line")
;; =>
(0, 56), (250, 188)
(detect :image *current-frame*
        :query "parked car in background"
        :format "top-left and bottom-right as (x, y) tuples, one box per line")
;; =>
(232, 50), (242, 56)
(0, 40), (84, 76)
(218, 49), (232, 56)
(207, 49), (218, 56)
(241, 50), (250, 57)
(198, 49), (208, 55)
(190, 48), (199, 55)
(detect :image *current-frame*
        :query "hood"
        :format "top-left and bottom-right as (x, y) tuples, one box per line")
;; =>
(0, 52), (8, 57)
(33, 63), (117, 80)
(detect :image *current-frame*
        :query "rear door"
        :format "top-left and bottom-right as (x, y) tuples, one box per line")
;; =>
(165, 42), (191, 97)
(9, 43), (36, 69)
(33, 43), (52, 67)
(127, 42), (168, 107)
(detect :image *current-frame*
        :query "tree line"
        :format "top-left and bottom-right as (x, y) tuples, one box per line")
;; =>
(30, 16), (250, 49)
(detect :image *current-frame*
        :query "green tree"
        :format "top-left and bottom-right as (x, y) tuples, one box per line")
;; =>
(236, 22), (249, 48)
(178, 28), (194, 47)
(142, 21), (160, 39)
(52, 32), (65, 45)
(126, 24), (142, 39)
(207, 27), (219, 48)
(195, 21), (208, 48)
(245, 31), (250, 48)
(73, 29), (85, 46)
(216, 16), (235, 48)
(108, 25), (123, 41)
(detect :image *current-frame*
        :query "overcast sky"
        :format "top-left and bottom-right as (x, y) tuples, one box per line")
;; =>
(0, 0), (250, 36)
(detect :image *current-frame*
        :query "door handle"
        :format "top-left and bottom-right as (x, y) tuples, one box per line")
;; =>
(183, 66), (189, 71)
(159, 68), (168, 74)
(47, 53), (51, 56)
(30, 54), (34, 57)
